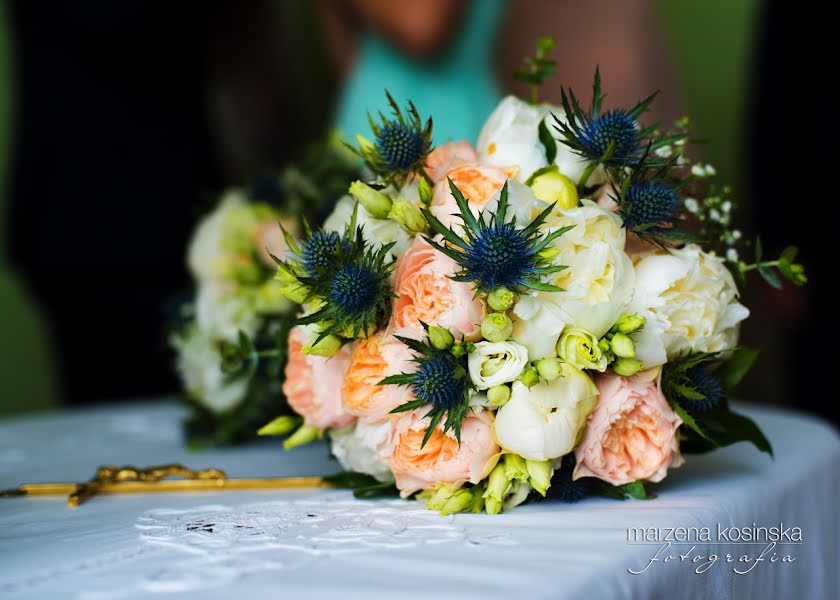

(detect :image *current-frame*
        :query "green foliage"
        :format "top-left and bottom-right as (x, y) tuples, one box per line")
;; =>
(514, 35), (557, 104)
(323, 471), (399, 499)
(600, 480), (654, 500)
(733, 239), (807, 289)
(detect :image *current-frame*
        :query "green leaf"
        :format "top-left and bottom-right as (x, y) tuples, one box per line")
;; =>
(758, 265), (782, 289)
(353, 481), (400, 499)
(779, 245), (798, 265)
(601, 480), (653, 500)
(682, 408), (773, 457)
(323, 471), (380, 489)
(536, 35), (557, 57)
(671, 402), (712, 442)
(538, 120), (557, 164)
(715, 347), (759, 388)
(754, 237), (763, 263)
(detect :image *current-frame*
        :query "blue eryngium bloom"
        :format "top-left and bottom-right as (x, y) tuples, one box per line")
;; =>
(621, 182), (679, 232)
(545, 456), (591, 503)
(301, 230), (342, 275)
(380, 325), (472, 447)
(376, 122), (426, 171)
(577, 110), (638, 164)
(328, 262), (379, 313)
(676, 367), (724, 414)
(421, 180), (573, 294)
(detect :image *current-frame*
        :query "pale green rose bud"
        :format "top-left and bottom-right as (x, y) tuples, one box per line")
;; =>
(526, 459), (553, 497)
(418, 176), (433, 207)
(535, 357), (564, 381)
(487, 384), (511, 407)
(613, 357), (645, 377)
(283, 424), (322, 450)
(428, 325), (455, 351)
(556, 327), (607, 372)
(487, 287), (518, 311)
(302, 334), (344, 358)
(609, 333), (635, 358)
(520, 366), (540, 387)
(504, 453), (529, 481)
(388, 198), (427, 234)
(615, 314), (646, 334)
(349, 180), (393, 218)
(528, 168), (579, 209)
(481, 313), (513, 342)
(483, 462), (510, 516)
(439, 488), (474, 516)
(257, 415), (302, 436)
(470, 481), (487, 513)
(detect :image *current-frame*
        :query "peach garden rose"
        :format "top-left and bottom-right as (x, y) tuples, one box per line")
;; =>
(282, 326), (356, 430)
(574, 368), (684, 486)
(382, 410), (500, 497)
(425, 141), (478, 183)
(430, 163), (517, 229)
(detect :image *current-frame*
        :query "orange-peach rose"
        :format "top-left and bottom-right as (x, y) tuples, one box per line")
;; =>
(430, 163), (518, 229)
(382, 410), (500, 497)
(282, 326), (355, 430)
(574, 369), (684, 486)
(425, 141), (478, 182)
(391, 235), (484, 340)
(342, 332), (416, 420)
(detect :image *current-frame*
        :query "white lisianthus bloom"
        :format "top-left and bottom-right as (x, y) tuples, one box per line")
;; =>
(467, 341), (529, 390)
(511, 201), (634, 357)
(173, 326), (249, 414)
(188, 191), (247, 284)
(330, 419), (393, 482)
(323, 195), (414, 256)
(629, 244), (750, 366)
(194, 284), (260, 341)
(477, 95), (604, 184)
(494, 364), (599, 461)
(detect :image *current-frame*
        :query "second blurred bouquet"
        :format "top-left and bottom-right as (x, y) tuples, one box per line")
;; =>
(172, 136), (360, 445)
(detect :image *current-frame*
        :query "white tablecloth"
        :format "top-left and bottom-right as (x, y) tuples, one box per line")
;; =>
(0, 401), (837, 600)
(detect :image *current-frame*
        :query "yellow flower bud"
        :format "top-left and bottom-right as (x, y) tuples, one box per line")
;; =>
(609, 333), (635, 358)
(388, 198), (426, 234)
(504, 454), (529, 481)
(528, 167), (579, 209)
(348, 180), (393, 218)
(487, 384), (511, 407)
(483, 462), (510, 515)
(481, 313), (513, 342)
(613, 357), (645, 377)
(470, 481), (487, 513)
(487, 287), (517, 311)
(526, 459), (553, 497)
(424, 484), (455, 511)
(283, 424), (322, 450)
(615, 314), (646, 334)
(257, 415), (301, 436)
(439, 488), (474, 516)
(428, 325), (455, 351)
(302, 334), (344, 358)
(418, 176), (433, 207)
(535, 357), (564, 381)
(520, 367), (540, 387)
(355, 134), (377, 163)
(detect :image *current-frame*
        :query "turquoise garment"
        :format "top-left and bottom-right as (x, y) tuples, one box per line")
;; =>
(334, 0), (504, 146)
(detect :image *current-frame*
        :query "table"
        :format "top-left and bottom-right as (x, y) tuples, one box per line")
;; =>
(0, 401), (837, 600)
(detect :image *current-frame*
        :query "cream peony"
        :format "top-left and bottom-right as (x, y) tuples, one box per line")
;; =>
(330, 419), (393, 482)
(628, 244), (749, 366)
(476, 95), (603, 184)
(467, 341), (529, 390)
(494, 364), (599, 461)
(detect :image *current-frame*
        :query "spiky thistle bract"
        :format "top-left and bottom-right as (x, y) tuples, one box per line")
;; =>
(421, 179), (573, 294)
(553, 68), (685, 178)
(357, 91), (433, 187)
(380, 325), (472, 448)
(661, 352), (726, 416)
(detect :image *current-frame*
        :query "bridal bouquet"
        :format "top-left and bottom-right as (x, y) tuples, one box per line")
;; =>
(172, 137), (360, 445)
(258, 39), (806, 513)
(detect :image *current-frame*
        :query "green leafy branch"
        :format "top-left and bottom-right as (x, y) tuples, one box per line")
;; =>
(514, 35), (557, 104)
(731, 239), (807, 289)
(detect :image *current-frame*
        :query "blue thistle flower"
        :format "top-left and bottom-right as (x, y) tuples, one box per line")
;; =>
(301, 230), (342, 275)
(621, 182), (679, 231)
(545, 456), (591, 503)
(362, 91), (432, 186)
(376, 123), (426, 171)
(328, 263), (379, 314)
(421, 180), (573, 294)
(577, 110), (638, 164)
(380, 326), (472, 447)
(676, 367), (724, 414)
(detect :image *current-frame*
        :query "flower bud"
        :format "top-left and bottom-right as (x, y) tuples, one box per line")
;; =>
(348, 180), (393, 218)
(470, 481), (487, 513)
(598, 337), (612, 353)
(355, 134), (377, 163)
(535, 357), (564, 381)
(418, 176), (433, 207)
(439, 488), (474, 516)
(520, 366), (540, 388)
(483, 462), (510, 515)
(504, 453), (529, 481)
(450, 340), (475, 358)
(283, 424), (322, 450)
(613, 357), (645, 377)
(428, 325), (455, 350)
(481, 313), (513, 343)
(257, 415), (302, 436)
(528, 168), (579, 209)
(487, 287), (517, 312)
(537, 247), (561, 261)
(615, 314), (646, 334)
(336, 320), (378, 339)
(609, 333), (635, 358)
(487, 384), (511, 407)
(388, 198), (426, 234)
(556, 327), (607, 372)
(302, 334), (344, 358)
(424, 484), (455, 511)
(526, 459), (553, 497)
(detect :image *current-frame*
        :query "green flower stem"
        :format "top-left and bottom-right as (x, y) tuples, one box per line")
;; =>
(576, 162), (597, 191)
(739, 260), (780, 272)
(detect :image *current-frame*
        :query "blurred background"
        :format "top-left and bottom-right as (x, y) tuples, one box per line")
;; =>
(0, 1), (832, 423)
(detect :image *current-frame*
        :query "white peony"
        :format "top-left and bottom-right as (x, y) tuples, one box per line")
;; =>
(494, 364), (599, 461)
(477, 95), (604, 184)
(628, 244), (749, 366)
(467, 341), (529, 390)
(330, 419), (393, 482)
(511, 200), (634, 357)
(323, 195), (414, 256)
(188, 191), (246, 284)
(173, 326), (249, 414)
